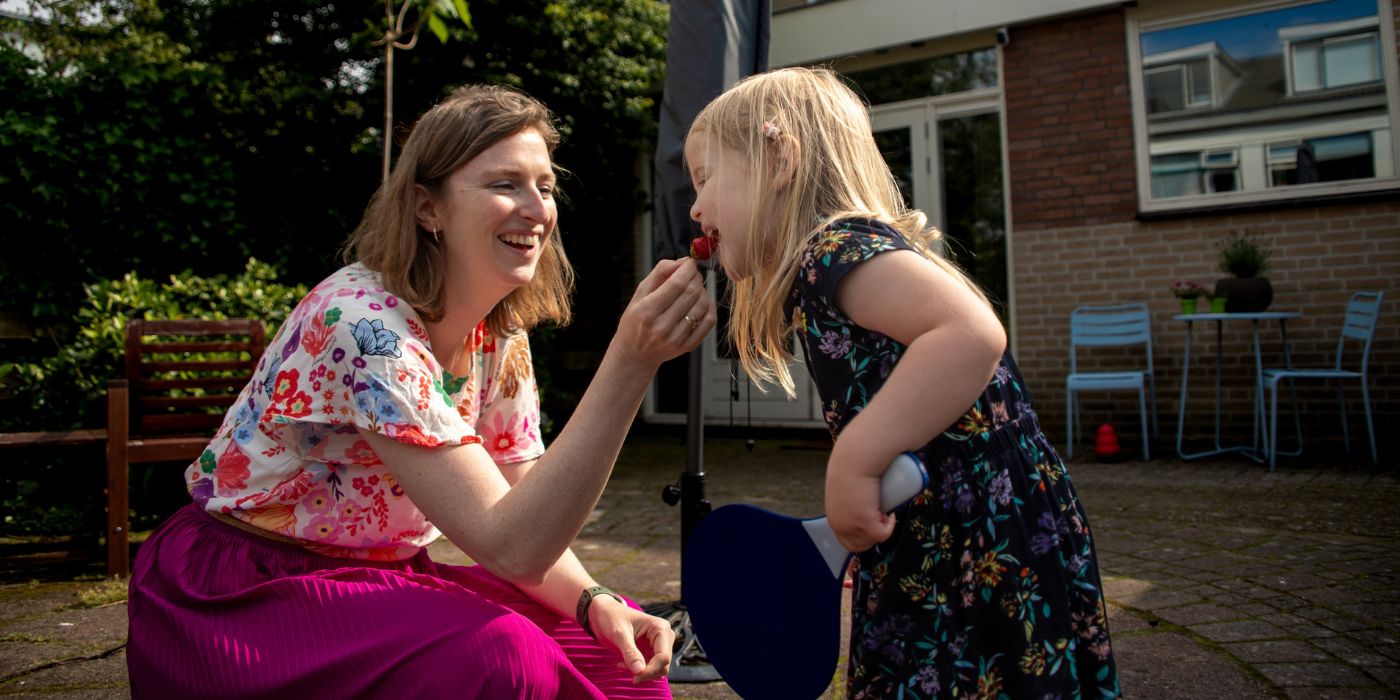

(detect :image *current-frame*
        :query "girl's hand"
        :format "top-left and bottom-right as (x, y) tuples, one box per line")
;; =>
(610, 258), (714, 370)
(586, 595), (675, 683)
(824, 452), (896, 552)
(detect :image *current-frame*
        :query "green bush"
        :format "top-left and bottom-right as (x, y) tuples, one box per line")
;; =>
(1, 260), (307, 537)
(0, 258), (307, 432)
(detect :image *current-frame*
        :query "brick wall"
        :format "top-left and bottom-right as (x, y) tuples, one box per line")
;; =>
(1002, 5), (1400, 462)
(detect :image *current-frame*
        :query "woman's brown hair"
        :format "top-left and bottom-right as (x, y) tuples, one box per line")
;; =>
(343, 84), (574, 335)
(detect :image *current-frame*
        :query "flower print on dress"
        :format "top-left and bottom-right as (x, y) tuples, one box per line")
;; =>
(498, 337), (534, 400)
(242, 503), (297, 536)
(305, 487), (334, 515)
(213, 442), (252, 498)
(818, 329), (852, 359)
(354, 374), (402, 426)
(303, 513), (343, 542)
(350, 317), (402, 358)
(480, 410), (538, 461)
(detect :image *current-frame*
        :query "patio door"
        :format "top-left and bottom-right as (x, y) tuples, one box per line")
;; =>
(871, 98), (1010, 323)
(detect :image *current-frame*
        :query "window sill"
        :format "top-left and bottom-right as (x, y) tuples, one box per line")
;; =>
(1135, 185), (1400, 221)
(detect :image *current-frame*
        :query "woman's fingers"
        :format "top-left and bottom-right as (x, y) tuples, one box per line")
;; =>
(614, 258), (713, 367)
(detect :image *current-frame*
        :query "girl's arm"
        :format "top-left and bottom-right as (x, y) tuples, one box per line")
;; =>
(361, 258), (713, 585)
(825, 249), (1006, 552)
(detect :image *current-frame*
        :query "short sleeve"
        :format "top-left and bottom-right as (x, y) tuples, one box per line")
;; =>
(474, 332), (546, 464)
(259, 271), (478, 450)
(795, 218), (912, 317)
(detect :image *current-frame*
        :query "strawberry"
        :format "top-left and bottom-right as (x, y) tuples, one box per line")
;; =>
(689, 235), (718, 262)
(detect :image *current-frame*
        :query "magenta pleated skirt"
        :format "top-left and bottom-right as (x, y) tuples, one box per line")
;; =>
(128, 503), (672, 699)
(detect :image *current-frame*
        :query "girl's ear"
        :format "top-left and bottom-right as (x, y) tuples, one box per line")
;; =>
(770, 135), (800, 190)
(413, 184), (438, 232)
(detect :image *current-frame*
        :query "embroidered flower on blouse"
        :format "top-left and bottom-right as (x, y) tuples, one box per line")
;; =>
(351, 318), (402, 358)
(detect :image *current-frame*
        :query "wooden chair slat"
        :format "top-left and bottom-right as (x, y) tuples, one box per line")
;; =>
(141, 378), (248, 392)
(140, 360), (253, 374)
(138, 340), (253, 353)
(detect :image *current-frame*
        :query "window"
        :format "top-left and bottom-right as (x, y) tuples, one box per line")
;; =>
(1149, 149), (1240, 198)
(1129, 0), (1399, 211)
(1283, 18), (1382, 93)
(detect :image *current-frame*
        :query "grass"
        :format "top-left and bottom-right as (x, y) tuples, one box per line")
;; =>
(74, 577), (127, 608)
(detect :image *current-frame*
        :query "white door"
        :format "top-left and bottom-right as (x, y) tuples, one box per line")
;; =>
(701, 271), (821, 427)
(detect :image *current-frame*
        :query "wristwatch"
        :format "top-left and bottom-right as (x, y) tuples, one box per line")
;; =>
(575, 585), (624, 638)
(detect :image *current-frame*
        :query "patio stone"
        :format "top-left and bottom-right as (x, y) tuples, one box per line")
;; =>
(1223, 640), (1333, 663)
(2, 441), (1397, 698)
(1192, 619), (1290, 643)
(1256, 662), (1381, 687)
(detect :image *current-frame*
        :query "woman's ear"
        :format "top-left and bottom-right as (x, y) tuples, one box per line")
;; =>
(413, 184), (438, 232)
(770, 136), (800, 190)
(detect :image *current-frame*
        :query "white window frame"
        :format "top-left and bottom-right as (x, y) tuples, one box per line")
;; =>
(1127, 0), (1400, 213)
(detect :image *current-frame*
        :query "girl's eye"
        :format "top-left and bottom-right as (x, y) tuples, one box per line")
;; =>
(538, 184), (554, 197)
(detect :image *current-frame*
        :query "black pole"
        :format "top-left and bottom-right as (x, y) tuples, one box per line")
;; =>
(645, 273), (719, 683)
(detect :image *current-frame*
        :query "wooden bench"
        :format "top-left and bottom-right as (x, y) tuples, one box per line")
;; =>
(0, 319), (265, 576)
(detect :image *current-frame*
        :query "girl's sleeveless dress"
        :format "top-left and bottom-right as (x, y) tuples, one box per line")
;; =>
(788, 218), (1122, 699)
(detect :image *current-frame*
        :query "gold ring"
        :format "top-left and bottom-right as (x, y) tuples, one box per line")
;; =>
(683, 314), (698, 329)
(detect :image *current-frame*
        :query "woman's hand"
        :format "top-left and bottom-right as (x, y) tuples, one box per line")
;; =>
(610, 258), (714, 370)
(586, 596), (675, 683)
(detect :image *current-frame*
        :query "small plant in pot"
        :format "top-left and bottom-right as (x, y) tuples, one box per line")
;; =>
(1213, 228), (1273, 312)
(1170, 280), (1207, 314)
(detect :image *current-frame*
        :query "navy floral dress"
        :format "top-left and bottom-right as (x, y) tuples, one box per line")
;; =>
(787, 219), (1121, 699)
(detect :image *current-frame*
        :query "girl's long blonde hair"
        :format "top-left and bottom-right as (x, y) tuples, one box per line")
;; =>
(688, 67), (988, 397)
(343, 84), (574, 336)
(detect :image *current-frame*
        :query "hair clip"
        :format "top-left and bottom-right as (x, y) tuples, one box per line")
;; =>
(761, 120), (781, 140)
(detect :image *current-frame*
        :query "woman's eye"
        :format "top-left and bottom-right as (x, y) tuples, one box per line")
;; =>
(538, 184), (554, 197)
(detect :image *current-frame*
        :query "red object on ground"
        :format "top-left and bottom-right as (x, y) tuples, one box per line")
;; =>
(689, 235), (717, 261)
(1094, 424), (1121, 459)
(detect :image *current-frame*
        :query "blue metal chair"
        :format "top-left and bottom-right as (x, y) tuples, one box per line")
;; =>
(1065, 303), (1157, 460)
(1264, 291), (1384, 470)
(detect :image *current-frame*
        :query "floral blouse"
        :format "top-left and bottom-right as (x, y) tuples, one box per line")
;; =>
(185, 263), (545, 560)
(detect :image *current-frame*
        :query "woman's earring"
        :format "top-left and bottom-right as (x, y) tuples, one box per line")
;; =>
(432, 226), (441, 244)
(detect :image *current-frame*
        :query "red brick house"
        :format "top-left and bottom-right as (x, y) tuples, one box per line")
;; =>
(644, 0), (1398, 465)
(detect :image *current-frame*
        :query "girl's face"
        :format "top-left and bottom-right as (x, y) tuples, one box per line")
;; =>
(422, 128), (557, 301)
(686, 130), (756, 280)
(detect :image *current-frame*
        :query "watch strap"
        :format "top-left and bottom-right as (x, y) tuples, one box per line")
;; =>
(575, 585), (624, 638)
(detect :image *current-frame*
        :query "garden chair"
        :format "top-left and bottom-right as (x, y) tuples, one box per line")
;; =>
(106, 318), (265, 576)
(1264, 291), (1384, 470)
(1065, 303), (1157, 461)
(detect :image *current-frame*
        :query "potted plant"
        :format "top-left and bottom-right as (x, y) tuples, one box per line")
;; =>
(1170, 280), (1207, 314)
(1213, 228), (1273, 312)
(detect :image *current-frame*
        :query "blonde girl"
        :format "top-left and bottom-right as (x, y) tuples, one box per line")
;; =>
(686, 67), (1120, 698)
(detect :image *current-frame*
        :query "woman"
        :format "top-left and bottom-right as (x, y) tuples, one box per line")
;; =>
(127, 85), (714, 699)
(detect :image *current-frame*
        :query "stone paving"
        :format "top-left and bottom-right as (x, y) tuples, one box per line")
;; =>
(1, 430), (1396, 698)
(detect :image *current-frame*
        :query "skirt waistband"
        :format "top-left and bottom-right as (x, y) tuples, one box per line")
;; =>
(203, 509), (307, 547)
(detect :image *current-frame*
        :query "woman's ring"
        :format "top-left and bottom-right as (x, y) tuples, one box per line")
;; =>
(683, 314), (698, 330)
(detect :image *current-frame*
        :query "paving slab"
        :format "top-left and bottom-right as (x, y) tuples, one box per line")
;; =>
(0, 433), (1396, 699)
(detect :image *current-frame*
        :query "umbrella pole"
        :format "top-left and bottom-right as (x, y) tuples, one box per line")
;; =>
(644, 337), (720, 682)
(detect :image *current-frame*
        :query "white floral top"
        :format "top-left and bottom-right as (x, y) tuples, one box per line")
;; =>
(185, 263), (545, 560)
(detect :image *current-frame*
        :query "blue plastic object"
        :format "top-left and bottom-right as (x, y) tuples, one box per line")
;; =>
(1264, 291), (1384, 470)
(681, 453), (927, 699)
(1065, 303), (1157, 460)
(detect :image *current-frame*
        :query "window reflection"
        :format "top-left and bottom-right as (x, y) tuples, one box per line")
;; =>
(847, 49), (998, 104)
(1140, 0), (1392, 201)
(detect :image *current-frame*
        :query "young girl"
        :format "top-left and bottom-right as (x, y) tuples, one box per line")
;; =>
(685, 67), (1120, 698)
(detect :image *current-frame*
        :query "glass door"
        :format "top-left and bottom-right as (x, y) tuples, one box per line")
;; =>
(871, 100), (1009, 325)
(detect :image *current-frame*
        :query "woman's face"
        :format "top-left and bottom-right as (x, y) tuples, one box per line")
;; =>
(426, 128), (557, 302)
(686, 130), (756, 280)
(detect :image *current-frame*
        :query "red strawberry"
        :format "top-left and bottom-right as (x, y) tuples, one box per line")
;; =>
(689, 235), (717, 262)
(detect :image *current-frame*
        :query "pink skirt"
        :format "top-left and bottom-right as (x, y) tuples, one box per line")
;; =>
(128, 503), (672, 699)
